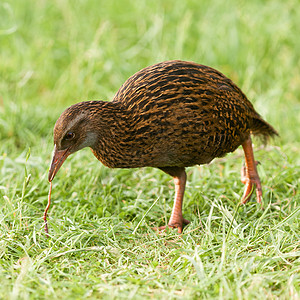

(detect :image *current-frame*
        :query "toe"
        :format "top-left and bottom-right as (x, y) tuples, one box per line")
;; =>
(153, 218), (190, 234)
(241, 181), (254, 204)
(183, 218), (190, 225)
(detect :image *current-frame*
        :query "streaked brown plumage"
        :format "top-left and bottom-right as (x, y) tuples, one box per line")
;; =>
(49, 60), (278, 233)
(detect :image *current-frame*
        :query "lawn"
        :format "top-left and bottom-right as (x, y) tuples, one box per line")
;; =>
(0, 0), (299, 299)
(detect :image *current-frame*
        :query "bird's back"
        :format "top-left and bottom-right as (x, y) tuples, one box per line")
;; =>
(110, 61), (277, 168)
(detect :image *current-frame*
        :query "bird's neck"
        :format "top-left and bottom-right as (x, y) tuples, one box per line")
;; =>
(88, 101), (132, 168)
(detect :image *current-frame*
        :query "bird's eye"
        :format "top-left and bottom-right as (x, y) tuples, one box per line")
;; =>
(64, 132), (75, 140)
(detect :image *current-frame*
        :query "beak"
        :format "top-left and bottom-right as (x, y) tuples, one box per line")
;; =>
(48, 145), (71, 182)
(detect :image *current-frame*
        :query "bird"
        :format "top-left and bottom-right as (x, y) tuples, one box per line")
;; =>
(48, 60), (278, 233)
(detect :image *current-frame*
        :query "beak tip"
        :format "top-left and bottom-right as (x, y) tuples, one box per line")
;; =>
(48, 170), (54, 182)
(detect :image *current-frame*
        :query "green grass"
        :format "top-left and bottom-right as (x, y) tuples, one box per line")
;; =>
(0, 0), (299, 299)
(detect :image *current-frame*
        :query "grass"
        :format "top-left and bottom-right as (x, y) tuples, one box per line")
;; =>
(0, 0), (299, 299)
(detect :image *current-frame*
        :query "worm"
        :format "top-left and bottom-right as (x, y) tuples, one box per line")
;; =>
(44, 181), (52, 236)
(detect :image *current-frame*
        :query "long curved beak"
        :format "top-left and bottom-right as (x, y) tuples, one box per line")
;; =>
(48, 145), (71, 182)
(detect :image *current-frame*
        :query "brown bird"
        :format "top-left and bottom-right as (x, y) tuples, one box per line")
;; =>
(48, 60), (278, 233)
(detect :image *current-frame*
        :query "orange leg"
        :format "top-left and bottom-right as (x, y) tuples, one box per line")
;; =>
(156, 167), (190, 233)
(241, 137), (262, 204)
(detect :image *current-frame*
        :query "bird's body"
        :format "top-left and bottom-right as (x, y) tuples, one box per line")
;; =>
(49, 60), (278, 233)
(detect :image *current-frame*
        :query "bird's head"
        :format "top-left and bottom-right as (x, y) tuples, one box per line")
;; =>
(48, 102), (98, 182)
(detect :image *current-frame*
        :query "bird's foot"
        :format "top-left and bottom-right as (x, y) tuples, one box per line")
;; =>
(153, 218), (190, 234)
(241, 161), (262, 204)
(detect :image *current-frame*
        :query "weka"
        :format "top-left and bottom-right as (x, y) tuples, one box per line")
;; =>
(48, 60), (278, 233)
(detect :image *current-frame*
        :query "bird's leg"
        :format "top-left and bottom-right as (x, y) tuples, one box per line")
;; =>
(241, 137), (262, 204)
(156, 167), (190, 233)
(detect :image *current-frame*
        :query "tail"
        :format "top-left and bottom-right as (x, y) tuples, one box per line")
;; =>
(250, 115), (279, 144)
